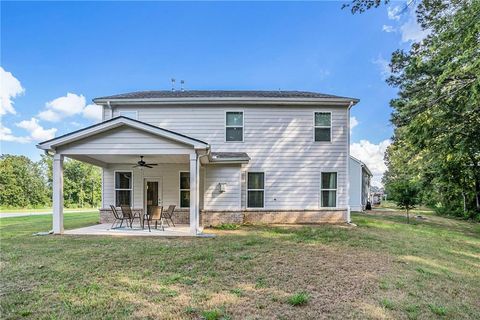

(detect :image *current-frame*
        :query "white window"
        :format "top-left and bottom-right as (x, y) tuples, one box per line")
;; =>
(321, 172), (337, 207)
(115, 171), (132, 206)
(247, 172), (264, 208)
(226, 111), (243, 142)
(179, 172), (190, 208)
(314, 112), (331, 142)
(119, 111), (138, 120)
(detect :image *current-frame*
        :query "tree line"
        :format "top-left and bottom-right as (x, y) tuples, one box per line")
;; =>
(0, 154), (101, 209)
(347, 0), (480, 220)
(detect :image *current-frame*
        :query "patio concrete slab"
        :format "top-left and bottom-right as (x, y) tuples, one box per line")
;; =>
(64, 223), (212, 237)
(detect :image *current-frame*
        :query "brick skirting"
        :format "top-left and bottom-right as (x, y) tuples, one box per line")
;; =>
(99, 208), (346, 226)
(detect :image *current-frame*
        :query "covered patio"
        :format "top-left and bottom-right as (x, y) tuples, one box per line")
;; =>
(37, 117), (210, 236)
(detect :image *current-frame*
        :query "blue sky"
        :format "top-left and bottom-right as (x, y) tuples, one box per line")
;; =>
(1, 1), (422, 185)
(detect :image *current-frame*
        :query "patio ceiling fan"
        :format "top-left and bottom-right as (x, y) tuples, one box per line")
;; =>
(133, 156), (158, 168)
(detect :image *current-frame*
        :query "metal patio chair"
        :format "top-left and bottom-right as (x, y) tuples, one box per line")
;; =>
(110, 205), (131, 229)
(120, 205), (137, 228)
(144, 206), (164, 232)
(163, 205), (176, 227)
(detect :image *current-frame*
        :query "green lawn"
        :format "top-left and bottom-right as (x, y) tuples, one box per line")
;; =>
(0, 211), (479, 319)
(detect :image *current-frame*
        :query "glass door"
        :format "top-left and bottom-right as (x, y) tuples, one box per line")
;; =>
(145, 178), (163, 215)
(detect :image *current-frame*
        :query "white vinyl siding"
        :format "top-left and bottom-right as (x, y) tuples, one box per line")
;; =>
(109, 105), (349, 210)
(56, 126), (193, 155)
(203, 164), (241, 210)
(119, 110), (138, 119)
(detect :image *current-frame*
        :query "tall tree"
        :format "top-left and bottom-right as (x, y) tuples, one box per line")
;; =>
(0, 155), (49, 208)
(347, 0), (480, 218)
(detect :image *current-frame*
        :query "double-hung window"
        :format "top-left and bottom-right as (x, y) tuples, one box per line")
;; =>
(226, 111), (243, 142)
(321, 172), (337, 207)
(247, 172), (264, 208)
(115, 171), (132, 206)
(314, 112), (331, 142)
(179, 172), (190, 208)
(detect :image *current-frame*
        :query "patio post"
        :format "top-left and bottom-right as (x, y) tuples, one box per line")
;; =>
(52, 153), (64, 234)
(189, 153), (199, 234)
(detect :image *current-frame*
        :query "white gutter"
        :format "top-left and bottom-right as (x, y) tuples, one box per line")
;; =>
(94, 97), (359, 106)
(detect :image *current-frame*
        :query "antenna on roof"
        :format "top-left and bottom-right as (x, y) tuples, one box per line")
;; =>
(180, 80), (185, 92)
(171, 78), (176, 91)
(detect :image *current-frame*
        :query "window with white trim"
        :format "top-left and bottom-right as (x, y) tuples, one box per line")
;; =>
(247, 172), (264, 208)
(119, 111), (138, 120)
(321, 172), (337, 207)
(226, 111), (243, 142)
(179, 172), (190, 208)
(314, 112), (331, 142)
(115, 171), (132, 206)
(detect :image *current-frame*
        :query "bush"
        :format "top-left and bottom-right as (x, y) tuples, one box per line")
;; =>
(214, 223), (240, 230)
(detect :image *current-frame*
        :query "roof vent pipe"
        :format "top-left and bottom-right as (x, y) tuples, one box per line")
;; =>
(171, 78), (176, 91)
(180, 80), (185, 92)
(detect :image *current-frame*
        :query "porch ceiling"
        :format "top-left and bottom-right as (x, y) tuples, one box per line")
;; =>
(68, 154), (189, 167)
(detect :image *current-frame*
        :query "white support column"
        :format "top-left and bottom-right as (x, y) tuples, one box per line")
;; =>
(189, 153), (199, 235)
(52, 154), (64, 234)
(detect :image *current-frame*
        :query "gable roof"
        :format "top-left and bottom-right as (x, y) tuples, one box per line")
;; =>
(93, 90), (359, 105)
(37, 116), (209, 151)
(350, 156), (373, 177)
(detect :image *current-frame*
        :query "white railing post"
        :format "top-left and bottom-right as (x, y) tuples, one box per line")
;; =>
(52, 154), (64, 234)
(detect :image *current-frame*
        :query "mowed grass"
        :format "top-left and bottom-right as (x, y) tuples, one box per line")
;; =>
(0, 210), (479, 319)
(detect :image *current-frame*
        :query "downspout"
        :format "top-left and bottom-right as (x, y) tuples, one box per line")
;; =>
(107, 101), (113, 119)
(346, 101), (354, 224)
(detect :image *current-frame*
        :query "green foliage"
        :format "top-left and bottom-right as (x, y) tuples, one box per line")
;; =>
(214, 223), (240, 230)
(373, 0), (480, 219)
(287, 292), (310, 306)
(389, 179), (420, 223)
(0, 154), (101, 209)
(0, 155), (49, 207)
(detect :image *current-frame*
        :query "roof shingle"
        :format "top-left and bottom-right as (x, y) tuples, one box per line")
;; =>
(94, 90), (357, 101)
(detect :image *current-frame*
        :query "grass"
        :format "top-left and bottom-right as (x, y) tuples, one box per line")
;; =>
(287, 292), (310, 306)
(0, 207), (97, 214)
(0, 209), (479, 319)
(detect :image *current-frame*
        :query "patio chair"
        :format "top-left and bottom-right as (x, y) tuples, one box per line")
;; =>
(144, 206), (164, 232)
(110, 205), (131, 229)
(120, 205), (138, 228)
(163, 205), (176, 227)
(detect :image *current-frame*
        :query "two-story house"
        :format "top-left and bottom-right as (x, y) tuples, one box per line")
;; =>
(37, 90), (359, 235)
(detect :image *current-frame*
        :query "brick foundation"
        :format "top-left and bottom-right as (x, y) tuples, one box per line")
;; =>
(99, 208), (346, 226)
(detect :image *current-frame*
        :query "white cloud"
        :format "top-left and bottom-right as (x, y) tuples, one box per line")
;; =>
(38, 93), (86, 122)
(82, 104), (103, 121)
(350, 139), (391, 187)
(16, 117), (57, 141)
(387, 6), (401, 20)
(400, 9), (430, 43)
(0, 124), (30, 143)
(382, 25), (396, 33)
(372, 55), (391, 80)
(38, 92), (102, 123)
(350, 116), (359, 133)
(0, 67), (25, 116)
